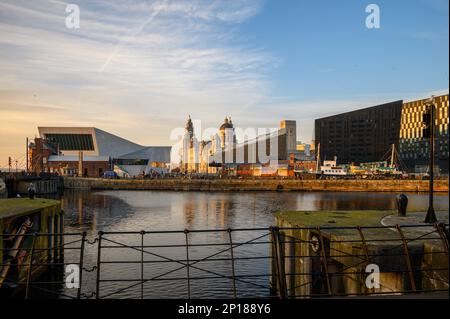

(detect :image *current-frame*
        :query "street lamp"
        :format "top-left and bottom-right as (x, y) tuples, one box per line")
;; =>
(423, 96), (437, 223)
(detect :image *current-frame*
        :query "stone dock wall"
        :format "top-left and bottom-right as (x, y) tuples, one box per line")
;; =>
(63, 177), (449, 193)
(272, 211), (449, 297)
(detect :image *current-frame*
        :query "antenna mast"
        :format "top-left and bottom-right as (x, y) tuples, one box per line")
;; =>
(316, 143), (321, 173)
(390, 144), (395, 168)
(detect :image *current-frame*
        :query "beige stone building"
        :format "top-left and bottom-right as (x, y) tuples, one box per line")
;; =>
(180, 117), (297, 175)
(181, 116), (236, 174)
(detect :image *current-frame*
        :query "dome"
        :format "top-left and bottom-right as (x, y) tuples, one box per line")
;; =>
(220, 117), (234, 131)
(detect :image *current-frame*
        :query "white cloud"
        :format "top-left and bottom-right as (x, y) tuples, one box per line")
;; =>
(0, 0), (275, 162)
(2, 0), (444, 166)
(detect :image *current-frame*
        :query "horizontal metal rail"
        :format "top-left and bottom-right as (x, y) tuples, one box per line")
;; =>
(1, 224), (448, 299)
(0, 232), (87, 299)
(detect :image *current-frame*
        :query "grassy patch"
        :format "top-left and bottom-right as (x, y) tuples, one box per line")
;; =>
(275, 210), (393, 228)
(0, 198), (60, 219)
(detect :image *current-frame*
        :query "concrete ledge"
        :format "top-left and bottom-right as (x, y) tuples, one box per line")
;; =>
(0, 198), (61, 219)
(62, 177), (449, 193)
(273, 210), (449, 296)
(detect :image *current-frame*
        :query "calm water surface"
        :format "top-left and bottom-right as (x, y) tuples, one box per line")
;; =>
(61, 190), (449, 233)
(56, 190), (448, 299)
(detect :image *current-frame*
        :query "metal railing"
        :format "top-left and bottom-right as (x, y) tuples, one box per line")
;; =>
(93, 223), (449, 299)
(0, 232), (89, 299)
(275, 223), (449, 298)
(95, 228), (274, 299)
(1, 223), (448, 299)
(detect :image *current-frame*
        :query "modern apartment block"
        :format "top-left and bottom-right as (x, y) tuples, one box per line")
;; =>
(315, 94), (449, 173)
(314, 101), (403, 164)
(400, 94), (449, 173)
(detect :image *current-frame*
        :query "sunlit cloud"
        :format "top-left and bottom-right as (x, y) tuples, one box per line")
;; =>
(0, 0), (275, 164)
(0, 0), (447, 168)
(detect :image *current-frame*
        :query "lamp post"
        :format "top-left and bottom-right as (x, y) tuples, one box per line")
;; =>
(207, 150), (210, 178)
(26, 137), (29, 173)
(423, 97), (437, 223)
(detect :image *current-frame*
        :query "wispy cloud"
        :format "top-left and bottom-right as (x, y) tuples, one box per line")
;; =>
(1, 0), (446, 166)
(0, 0), (275, 162)
(419, 0), (449, 12)
(412, 31), (441, 41)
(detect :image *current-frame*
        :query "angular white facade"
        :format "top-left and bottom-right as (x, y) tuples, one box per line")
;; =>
(38, 127), (171, 163)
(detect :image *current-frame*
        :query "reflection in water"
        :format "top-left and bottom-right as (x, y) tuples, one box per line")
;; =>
(56, 190), (448, 299)
(61, 190), (449, 234)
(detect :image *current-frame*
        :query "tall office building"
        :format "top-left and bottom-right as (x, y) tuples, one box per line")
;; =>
(314, 94), (449, 173)
(400, 95), (449, 172)
(280, 120), (297, 155)
(314, 101), (403, 164)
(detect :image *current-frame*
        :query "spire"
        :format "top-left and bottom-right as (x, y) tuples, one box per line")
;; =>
(185, 115), (193, 135)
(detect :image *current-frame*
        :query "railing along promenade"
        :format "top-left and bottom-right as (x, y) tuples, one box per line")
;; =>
(1, 223), (448, 299)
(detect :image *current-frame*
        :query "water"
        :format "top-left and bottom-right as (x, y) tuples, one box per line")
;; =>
(55, 190), (448, 299)
(61, 190), (449, 234)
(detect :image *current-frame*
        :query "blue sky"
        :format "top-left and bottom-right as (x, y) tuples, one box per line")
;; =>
(241, 0), (448, 101)
(0, 0), (448, 166)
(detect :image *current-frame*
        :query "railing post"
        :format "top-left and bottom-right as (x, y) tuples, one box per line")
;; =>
(357, 226), (371, 295)
(59, 211), (65, 263)
(25, 233), (37, 299)
(53, 226), (57, 264)
(77, 232), (86, 299)
(141, 231), (145, 299)
(184, 229), (191, 299)
(95, 231), (103, 299)
(356, 227), (370, 262)
(316, 227), (332, 296)
(271, 227), (287, 298)
(395, 225), (417, 292)
(227, 228), (237, 298)
(46, 232), (52, 263)
(270, 227), (279, 297)
(434, 223), (449, 254)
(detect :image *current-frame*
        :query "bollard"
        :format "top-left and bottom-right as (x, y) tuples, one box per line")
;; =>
(28, 183), (36, 199)
(396, 194), (408, 217)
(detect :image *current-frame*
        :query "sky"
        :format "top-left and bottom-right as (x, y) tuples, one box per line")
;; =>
(0, 0), (448, 168)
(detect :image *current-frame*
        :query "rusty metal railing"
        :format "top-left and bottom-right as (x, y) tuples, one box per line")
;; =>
(94, 224), (449, 299)
(0, 232), (91, 299)
(1, 223), (448, 299)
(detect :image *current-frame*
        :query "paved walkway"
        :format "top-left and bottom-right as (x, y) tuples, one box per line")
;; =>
(381, 211), (448, 227)
(380, 211), (448, 243)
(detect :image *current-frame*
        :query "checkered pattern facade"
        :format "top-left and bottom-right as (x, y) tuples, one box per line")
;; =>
(399, 94), (449, 172)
